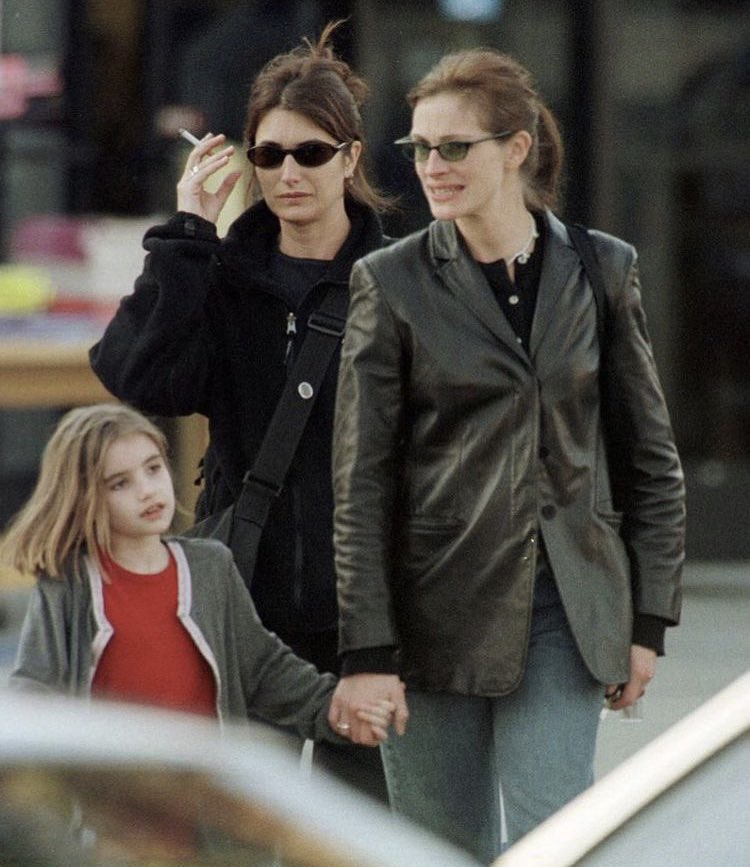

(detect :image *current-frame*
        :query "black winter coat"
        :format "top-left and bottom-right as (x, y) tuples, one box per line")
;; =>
(90, 198), (389, 636)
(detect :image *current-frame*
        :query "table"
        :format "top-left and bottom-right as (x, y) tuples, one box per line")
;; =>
(0, 341), (112, 407)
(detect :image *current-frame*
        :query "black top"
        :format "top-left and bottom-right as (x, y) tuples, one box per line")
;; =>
(479, 212), (545, 354)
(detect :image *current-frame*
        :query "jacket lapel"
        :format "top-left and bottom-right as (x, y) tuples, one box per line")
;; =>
(428, 220), (528, 362)
(529, 212), (580, 355)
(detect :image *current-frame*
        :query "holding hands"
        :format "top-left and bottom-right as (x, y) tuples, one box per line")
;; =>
(329, 674), (409, 747)
(176, 132), (242, 225)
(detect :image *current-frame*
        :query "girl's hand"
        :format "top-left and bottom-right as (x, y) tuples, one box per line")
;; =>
(176, 133), (242, 224)
(354, 699), (397, 744)
(329, 675), (408, 747)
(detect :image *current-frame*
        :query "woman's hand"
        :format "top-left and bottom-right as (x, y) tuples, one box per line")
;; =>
(604, 644), (656, 711)
(329, 674), (408, 746)
(176, 133), (242, 224)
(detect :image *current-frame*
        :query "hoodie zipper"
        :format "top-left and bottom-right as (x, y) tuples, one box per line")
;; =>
(282, 309), (305, 614)
(291, 484), (305, 612)
(284, 312), (297, 366)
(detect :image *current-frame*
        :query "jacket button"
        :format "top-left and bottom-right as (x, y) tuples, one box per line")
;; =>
(541, 504), (556, 520)
(539, 445), (550, 459)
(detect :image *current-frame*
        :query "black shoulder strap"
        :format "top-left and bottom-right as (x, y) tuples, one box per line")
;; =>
(567, 222), (620, 474)
(232, 284), (347, 532)
(567, 222), (609, 351)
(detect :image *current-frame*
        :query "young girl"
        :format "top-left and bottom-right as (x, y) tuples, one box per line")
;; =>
(1, 403), (394, 746)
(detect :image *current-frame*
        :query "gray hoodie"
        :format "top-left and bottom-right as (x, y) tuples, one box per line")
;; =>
(10, 536), (341, 743)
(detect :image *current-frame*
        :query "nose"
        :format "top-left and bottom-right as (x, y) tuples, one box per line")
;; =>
(136, 471), (157, 500)
(280, 153), (301, 181)
(423, 148), (447, 174)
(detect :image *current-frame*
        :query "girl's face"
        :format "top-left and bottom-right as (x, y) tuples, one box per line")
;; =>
(409, 92), (514, 224)
(252, 107), (361, 229)
(102, 433), (175, 545)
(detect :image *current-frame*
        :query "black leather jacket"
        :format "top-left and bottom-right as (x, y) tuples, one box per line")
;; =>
(333, 211), (685, 695)
(90, 198), (389, 637)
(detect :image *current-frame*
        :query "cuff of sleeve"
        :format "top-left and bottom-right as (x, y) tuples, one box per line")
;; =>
(340, 646), (399, 676)
(145, 212), (219, 243)
(632, 614), (669, 656)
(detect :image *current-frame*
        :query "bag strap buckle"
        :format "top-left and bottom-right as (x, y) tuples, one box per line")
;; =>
(241, 470), (282, 497)
(307, 310), (346, 338)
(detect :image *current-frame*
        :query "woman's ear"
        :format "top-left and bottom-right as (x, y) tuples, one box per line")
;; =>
(506, 130), (533, 169)
(345, 140), (363, 178)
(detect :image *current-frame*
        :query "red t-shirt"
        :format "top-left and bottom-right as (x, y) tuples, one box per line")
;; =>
(92, 549), (216, 717)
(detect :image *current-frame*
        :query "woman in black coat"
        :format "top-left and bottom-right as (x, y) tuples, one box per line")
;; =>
(90, 22), (394, 799)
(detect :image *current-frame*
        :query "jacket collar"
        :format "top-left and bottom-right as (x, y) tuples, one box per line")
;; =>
(427, 211), (580, 361)
(529, 211), (581, 354)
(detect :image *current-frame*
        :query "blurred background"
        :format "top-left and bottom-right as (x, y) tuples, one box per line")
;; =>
(0, 0), (748, 561)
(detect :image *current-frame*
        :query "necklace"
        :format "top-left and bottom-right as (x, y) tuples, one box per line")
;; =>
(510, 214), (539, 265)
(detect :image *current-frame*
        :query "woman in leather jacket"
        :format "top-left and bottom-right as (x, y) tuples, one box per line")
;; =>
(329, 49), (685, 860)
(90, 23), (393, 801)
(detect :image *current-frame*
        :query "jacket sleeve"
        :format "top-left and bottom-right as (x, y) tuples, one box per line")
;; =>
(597, 235), (686, 627)
(333, 256), (405, 656)
(9, 578), (72, 694)
(89, 212), (222, 416)
(223, 555), (344, 744)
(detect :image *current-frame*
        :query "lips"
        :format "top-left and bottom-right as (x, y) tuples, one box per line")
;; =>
(141, 504), (164, 520)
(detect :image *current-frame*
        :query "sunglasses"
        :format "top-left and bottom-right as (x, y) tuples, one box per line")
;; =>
(246, 140), (350, 169)
(394, 131), (514, 163)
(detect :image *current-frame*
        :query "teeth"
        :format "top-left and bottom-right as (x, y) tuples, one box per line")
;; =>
(430, 189), (460, 200)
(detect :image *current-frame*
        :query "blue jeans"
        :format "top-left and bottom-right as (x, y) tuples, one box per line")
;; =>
(381, 564), (602, 864)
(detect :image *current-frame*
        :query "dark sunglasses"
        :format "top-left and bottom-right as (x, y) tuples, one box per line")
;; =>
(246, 140), (350, 169)
(394, 131), (514, 163)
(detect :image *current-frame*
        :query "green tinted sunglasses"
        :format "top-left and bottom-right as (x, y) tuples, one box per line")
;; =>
(395, 131), (514, 163)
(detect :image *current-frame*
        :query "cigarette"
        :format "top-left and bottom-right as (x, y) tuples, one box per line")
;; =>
(178, 128), (202, 146)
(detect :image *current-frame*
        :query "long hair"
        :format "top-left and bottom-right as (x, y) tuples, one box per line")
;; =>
(0, 403), (169, 579)
(243, 20), (393, 212)
(407, 49), (564, 212)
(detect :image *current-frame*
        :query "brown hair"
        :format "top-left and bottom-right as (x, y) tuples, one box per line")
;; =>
(243, 20), (392, 212)
(0, 403), (170, 579)
(407, 49), (563, 211)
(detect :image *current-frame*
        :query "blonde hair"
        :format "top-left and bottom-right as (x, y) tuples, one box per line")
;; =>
(0, 403), (169, 579)
(407, 49), (564, 211)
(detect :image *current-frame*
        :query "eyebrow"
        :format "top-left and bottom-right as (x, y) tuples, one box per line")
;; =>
(103, 451), (163, 485)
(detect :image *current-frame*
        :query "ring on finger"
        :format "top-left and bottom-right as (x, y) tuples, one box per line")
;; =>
(335, 721), (351, 732)
(190, 165), (199, 176)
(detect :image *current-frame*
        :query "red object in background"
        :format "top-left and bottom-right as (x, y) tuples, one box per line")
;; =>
(10, 215), (88, 262)
(0, 54), (63, 120)
(0, 55), (27, 119)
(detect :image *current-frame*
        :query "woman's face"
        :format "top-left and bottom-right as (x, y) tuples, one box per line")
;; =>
(409, 92), (514, 224)
(252, 107), (361, 229)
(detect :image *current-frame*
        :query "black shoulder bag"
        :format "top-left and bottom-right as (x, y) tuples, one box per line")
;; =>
(186, 285), (348, 589)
